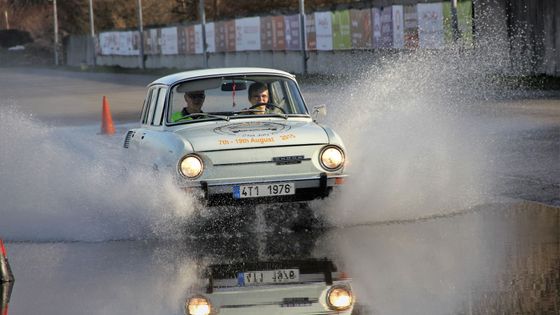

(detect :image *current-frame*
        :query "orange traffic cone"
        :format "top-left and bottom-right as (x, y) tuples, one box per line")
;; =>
(0, 240), (13, 283)
(101, 96), (115, 135)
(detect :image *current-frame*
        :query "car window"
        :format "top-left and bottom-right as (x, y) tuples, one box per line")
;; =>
(167, 75), (308, 124)
(140, 88), (155, 125)
(145, 87), (161, 126)
(151, 87), (167, 126)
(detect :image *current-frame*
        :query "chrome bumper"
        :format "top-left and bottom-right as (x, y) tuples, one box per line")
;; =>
(181, 173), (346, 203)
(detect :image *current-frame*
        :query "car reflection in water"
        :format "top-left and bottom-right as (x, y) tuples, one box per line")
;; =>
(184, 259), (353, 315)
(182, 205), (355, 315)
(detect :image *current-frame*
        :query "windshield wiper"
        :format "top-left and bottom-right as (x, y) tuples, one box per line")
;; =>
(175, 113), (230, 122)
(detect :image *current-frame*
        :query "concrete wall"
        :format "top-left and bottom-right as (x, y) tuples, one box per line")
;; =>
(65, 35), (96, 66)
(65, 0), (559, 76)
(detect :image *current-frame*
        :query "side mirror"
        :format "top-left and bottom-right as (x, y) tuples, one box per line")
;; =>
(312, 104), (327, 122)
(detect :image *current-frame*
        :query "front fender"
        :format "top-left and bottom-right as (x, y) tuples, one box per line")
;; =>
(125, 127), (195, 174)
(320, 125), (346, 151)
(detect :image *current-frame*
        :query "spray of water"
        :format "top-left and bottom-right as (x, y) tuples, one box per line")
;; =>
(312, 48), (513, 226)
(0, 106), (196, 242)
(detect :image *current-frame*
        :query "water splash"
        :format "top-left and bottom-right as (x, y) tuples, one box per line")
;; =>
(0, 106), (196, 242)
(313, 49), (509, 226)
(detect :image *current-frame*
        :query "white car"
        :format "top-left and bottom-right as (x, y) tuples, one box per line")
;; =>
(185, 259), (354, 315)
(124, 67), (347, 205)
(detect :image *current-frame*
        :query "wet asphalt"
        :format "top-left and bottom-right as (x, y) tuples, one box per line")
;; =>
(0, 67), (558, 315)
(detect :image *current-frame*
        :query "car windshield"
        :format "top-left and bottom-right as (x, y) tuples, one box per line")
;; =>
(167, 75), (308, 124)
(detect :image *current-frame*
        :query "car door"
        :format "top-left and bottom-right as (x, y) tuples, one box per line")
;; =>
(128, 85), (167, 150)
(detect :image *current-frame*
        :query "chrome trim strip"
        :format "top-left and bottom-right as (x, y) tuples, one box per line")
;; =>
(207, 176), (322, 186)
(180, 174), (347, 189)
(214, 158), (311, 167)
(201, 143), (326, 153)
(219, 298), (319, 309)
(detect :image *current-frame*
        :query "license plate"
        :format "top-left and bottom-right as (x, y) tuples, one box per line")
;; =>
(237, 269), (300, 286)
(233, 183), (295, 199)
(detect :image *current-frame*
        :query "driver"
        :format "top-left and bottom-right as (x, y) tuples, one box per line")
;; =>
(171, 90), (205, 122)
(248, 82), (269, 114)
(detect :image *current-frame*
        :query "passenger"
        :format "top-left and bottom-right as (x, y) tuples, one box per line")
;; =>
(247, 82), (269, 114)
(171, 90), (205, 122)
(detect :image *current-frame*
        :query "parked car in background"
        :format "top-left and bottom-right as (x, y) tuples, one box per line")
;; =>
(123, 68), (347, 205)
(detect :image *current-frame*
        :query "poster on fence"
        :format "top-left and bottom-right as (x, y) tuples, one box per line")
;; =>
(98, 33), (106, 55)
(236, 17), (260, 51)
(109, 32), (121, 55)
(99, 32), (115, 55)
(118, 32), (127, 55)
(194, 24), (203, 54)
(443, 0), (473, 46)
(392, 5), (404, 49)
(332, 10), (351, 50)
(129, 31), (140, 55)
(272, 16), (286, 50)
(350, 9), (372, 49)
(226, 20), (236, 52)
(305, 14), (316, 50)
(315, 12), (332, 51)
(177, 26), (188, 54)
(145, 29), (160, 55)
(113, 32), (123, 55)
(186, 25), (196, 54)
(261, 16), (273, 50)
(160, 27), (178, 55)
(442, 1), (452, 44)
(458, 1), (473, 45)
(206, 22), (216, 53)
(215, 21), (226, 53)
(380, 6), (393, 48)
(404, 4), (419, 49)
(372, 8), (382, 48)
(284, 14), (301, 50)
(417, 2), (444, 49)
(260, 16), (285, 50)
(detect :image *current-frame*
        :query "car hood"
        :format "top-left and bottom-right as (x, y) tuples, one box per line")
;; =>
(174, 119), (329, 151)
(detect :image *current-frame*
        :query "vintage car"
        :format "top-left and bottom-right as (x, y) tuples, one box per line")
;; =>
(123, 67), (346, 204)
(184, 259), (354, 315)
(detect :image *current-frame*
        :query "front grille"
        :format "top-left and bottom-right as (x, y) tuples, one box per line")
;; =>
(202, 145), (323, 179)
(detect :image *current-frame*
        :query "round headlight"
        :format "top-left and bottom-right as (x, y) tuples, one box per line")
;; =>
(185, 296), (212, 315)
(179, 154), (204, 179)
(320, 146), (345, 171)
(326, 285), (353, 311)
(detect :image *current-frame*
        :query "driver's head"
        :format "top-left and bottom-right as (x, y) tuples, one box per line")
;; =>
(184, 90), (205, 112)
(248, 82), (269, 107)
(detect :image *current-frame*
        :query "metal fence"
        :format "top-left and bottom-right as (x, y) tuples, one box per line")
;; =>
(64, 0), (559, 76)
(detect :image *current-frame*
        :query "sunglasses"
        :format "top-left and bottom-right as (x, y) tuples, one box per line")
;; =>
(188, 93), (205, 99)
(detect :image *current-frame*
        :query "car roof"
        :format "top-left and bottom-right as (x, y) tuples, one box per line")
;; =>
(149, 67), (296, 87)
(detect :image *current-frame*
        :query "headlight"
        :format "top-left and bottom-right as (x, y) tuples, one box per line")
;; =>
(185, 296), (212, 315)
(320, 146), (345, 171)
(179, 154), (204, 179)
(326, 285), (353, 311)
